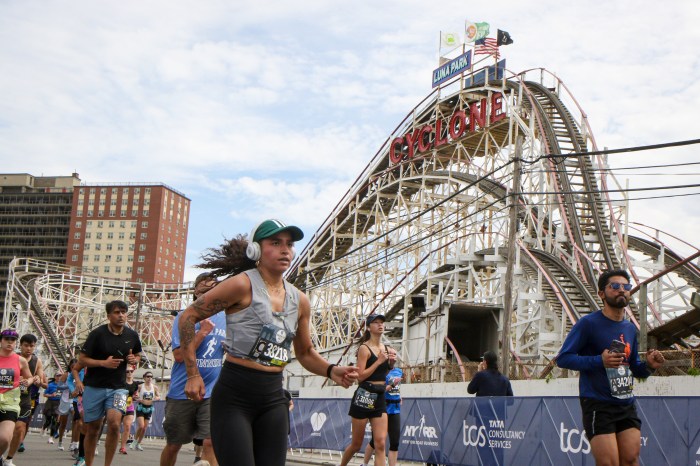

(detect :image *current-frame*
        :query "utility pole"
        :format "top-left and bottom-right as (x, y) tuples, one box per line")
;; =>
(501, 135), (522, 377)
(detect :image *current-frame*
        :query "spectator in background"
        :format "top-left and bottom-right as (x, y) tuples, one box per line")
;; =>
(42, 373), (63, 442)
(467, 351), (513, 397)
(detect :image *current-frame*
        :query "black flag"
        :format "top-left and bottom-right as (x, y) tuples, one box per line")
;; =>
(497, 29), (513, 46)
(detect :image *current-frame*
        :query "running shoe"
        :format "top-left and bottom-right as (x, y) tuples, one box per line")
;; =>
(17, 444), (24, 453)
(128, 441), (136, 450)
(135, 443), (144, 451)
(119, 447), (127, 455)
(73, 458), (86, 466)
(48, 437), (55, 444)
(4, 459), (15, 466)
(58, 442), (65, 451)
(192, 461), (211, 466)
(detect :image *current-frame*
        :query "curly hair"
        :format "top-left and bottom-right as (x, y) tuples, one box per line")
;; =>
(195, 233), (257, 278)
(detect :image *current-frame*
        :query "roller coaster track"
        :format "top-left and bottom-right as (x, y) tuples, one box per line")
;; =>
(284, 67), (699, 382)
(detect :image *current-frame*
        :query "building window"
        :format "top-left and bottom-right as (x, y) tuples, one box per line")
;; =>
(84, 244), (90, 250)
(105, 255), (112, 262)
(120, 210), (126, 217)
(74, 232), (81, 239)
(100, 188), (106, 195)
(145, 188), (151, 194)
(122, 199), (128, 206)
(110, 199), (117, 206)
(138, 255), (145, 262)
(137, 267), (143, 274)
(127, 266), (132, 273)
(109, 210), (115, 217)
(97, 221), (104, 228)
(131, 210), (138, 216)
(104, 266), (110, 273)
(99, 199), (105, 206)
(85, 232), (91, 239)
(144, 199), (150, 206)
(140, 233), (147, 240)
(73, 244), (80, 250)
(79, 188), (84, 194)
(134, 188), (140, 194)
(117, 244), (124, 251)
(108, 221), (115, 228)
(92, 266), (99, 273)
(96, 232), (102, 239)
(118, 232), (125, 240)
(77, 210), (83, 217)
(120, 221), (126, 228)
(90, 188), (95, 194)
(141, 221), (148, 229)
(71, 254), (78, 261)
(95, 244), (101, 251)
(131, 221), (137, 228)
(75, 221), (82, 228)
(143, 210), (149, 217)
(116, 255), (122, 262)
(106, 244), (113, 250)
(129, 232), (136, 240)
(139, 244), (146, 251)
(115, 266), (122, 273)
(107, 232), (114, 239)
(129, 244), (134, 251)
(94, 255), (100, 261)
(112, 188), (117, 195)
(97, 210), (104, 217)
(128, 255), (133, 262)
(123, 188), (129, 194)
(132, 199), (139, 206)
(88, 199), (95, 206)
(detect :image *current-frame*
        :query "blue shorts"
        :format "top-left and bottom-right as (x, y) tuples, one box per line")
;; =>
(82, 387), (129, 423)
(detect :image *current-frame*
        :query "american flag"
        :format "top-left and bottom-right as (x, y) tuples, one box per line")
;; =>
(474, 38), (499, 59)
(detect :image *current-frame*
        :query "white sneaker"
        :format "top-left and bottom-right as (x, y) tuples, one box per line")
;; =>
(193, 461), (211, 466)
(5, 459), (16, 466)
(128, 442), (135, 450)
(135, 443), (143, 451)
(48, 437), (55, 444)
(95, 447), (99, 456)
(58, 443), (65, 451)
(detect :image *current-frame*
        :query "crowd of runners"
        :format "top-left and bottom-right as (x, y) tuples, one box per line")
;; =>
(0, 220), (668, 466)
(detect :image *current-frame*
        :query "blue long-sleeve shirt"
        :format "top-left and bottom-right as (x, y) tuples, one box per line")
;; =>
(557, 310), (651, 405)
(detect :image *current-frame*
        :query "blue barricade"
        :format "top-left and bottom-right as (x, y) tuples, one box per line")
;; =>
(289, 396), (700, 465)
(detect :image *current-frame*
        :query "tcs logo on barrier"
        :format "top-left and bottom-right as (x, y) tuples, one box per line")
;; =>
(559, 422), (590, 454)
(462, 422), (488, 447)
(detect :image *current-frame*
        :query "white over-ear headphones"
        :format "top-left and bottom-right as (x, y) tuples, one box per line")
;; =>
(245, 221), (264, 261)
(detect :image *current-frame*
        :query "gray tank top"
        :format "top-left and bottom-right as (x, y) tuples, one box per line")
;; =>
(224, 269), (299, 367)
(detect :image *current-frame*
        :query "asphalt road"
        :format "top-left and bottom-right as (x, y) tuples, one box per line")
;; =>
(9, 431), (345, 466)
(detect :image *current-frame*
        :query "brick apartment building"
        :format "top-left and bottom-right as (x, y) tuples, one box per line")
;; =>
(66, 183), (190, 284)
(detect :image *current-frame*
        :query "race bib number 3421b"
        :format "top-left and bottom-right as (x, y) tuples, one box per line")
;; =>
(248, 323), (293, 367)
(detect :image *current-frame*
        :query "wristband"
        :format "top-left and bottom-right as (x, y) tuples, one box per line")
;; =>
(186, 374), (202, 380)
(326, 364), (336, 379)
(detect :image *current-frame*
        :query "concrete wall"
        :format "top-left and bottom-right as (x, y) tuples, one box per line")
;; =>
(298, 375), (700, 398)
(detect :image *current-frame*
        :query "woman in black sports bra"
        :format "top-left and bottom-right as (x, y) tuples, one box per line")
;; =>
(339, 314), (396, 466)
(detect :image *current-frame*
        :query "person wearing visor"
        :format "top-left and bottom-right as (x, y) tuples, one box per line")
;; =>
(557, 270), (665, 466)
(0, 329), (34, 466)
(340, 314), (396, 466)
(178, 219), (358, 466)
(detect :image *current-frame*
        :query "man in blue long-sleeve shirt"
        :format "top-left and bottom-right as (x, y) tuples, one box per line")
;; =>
(557, 269), (665, 466)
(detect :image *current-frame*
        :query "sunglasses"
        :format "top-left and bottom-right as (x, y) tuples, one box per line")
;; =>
(607, 283), (633, 291)
(126, 371), (133, 374)
(144, 375), (153, 378)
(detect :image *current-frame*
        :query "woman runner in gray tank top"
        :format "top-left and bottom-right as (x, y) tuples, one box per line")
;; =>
(178, 219), (359, 466)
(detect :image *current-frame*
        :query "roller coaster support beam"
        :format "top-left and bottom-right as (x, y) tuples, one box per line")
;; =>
(634, 249), (700, 352)
(501, 135), (523, 376)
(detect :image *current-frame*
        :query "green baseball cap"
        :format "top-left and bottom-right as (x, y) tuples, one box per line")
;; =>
(253, 219), (304, 242)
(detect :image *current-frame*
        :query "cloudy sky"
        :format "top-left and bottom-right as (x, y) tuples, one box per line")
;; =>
(1, 0), (699, 280)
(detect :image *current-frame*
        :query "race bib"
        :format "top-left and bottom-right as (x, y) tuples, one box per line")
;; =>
(248, 323), (293, 367)
(143, 392), (154, 400)
(607, 365), (633, 399)
(387, 384), (400, 397)
(352, 387), (378, 410)
(0, 369), (15, 389)
(113, 392), (128, 412)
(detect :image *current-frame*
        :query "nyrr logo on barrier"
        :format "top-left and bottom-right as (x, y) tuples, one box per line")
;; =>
(402, 415), (439, 447)
(310, 412), (327, 436)
(559, 422), (590, 454)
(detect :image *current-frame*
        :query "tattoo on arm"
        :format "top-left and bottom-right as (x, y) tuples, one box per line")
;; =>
(191, 296), (230, 318)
